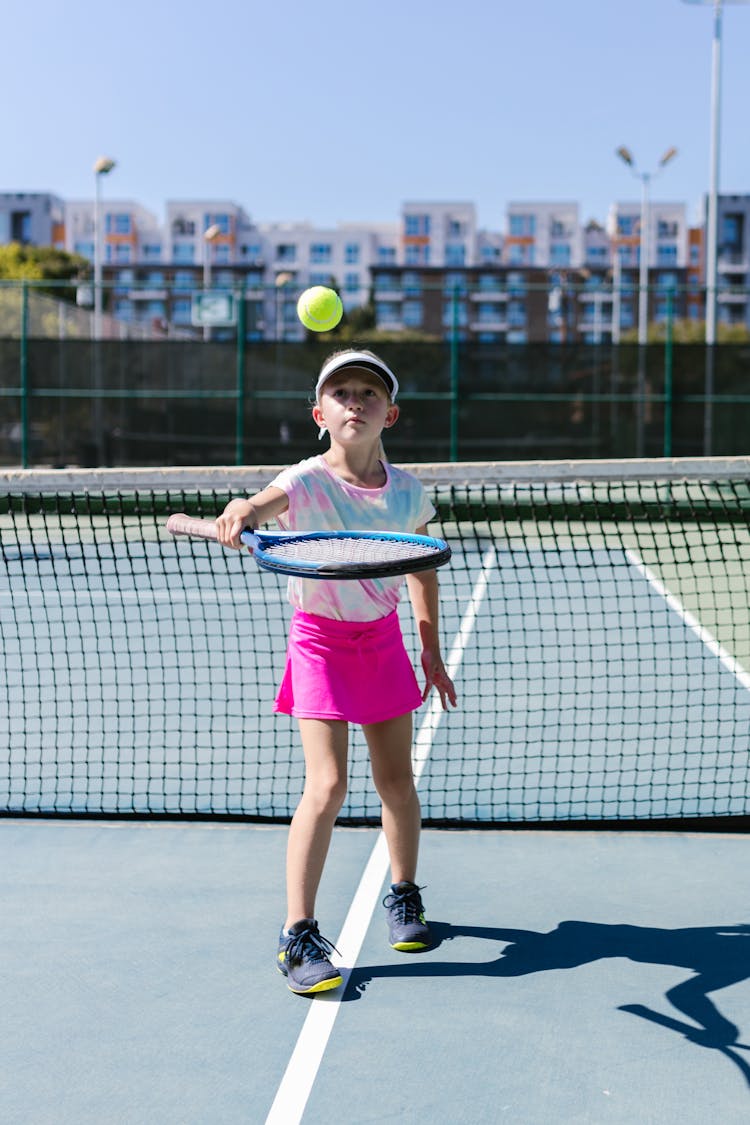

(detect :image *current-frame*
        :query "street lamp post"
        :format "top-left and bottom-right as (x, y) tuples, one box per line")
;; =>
(202, 223), (221, 341)
(93, 156), (116, 340)
(615, 145), (678, 345)
(682, 0), (749, 345)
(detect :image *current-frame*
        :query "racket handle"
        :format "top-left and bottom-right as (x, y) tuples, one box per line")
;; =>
(166, 513), (260, 552)
(166, 513), (218, 540)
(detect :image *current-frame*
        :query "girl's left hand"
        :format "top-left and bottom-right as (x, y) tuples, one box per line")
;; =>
(420, 650), (458, 710)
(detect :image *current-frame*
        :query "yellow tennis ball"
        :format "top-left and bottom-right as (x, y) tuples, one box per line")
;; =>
(297, 286), (343, 332)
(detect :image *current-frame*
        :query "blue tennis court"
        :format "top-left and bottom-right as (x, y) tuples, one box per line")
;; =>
(3, 820), (750, 1123)
(2, 460), (750, 1121)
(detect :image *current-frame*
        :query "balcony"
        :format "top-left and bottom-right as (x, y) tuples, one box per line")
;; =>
(717, 251), (748, 274)
(129, 288), (168, 301)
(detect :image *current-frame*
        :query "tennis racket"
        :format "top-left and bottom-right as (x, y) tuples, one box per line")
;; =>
(166, 514), (451, 579)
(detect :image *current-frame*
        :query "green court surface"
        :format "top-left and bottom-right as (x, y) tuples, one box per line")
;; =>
(2, 819), (750, 1124)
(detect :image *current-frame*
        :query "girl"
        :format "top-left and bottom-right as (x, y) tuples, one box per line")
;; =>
(215, 349), (457, 995)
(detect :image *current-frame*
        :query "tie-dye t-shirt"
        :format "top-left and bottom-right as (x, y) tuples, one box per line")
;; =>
(269, 455), (435, 622)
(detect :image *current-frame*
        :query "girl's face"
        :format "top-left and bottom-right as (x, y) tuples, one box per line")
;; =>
(313, 370), (399, 445)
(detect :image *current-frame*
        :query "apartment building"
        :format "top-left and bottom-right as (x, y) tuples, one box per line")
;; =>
(3, 189), (742, 340)
(0, 192), (65, 248)
(716, 194), (750, 330)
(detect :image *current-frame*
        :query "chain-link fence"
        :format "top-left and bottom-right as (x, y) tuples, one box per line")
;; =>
(2, 334), (749, 468)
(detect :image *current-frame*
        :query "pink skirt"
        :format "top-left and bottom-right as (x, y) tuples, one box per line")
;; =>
(274, 610), (423, 724)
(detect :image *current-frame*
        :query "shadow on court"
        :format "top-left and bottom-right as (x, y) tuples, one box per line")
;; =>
(346, 918), (750, 1087)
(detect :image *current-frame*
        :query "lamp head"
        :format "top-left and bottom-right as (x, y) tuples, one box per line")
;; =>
(93, 156), (116, 175)
(616, 146), (634, 167)
(659, 146), (678, 167)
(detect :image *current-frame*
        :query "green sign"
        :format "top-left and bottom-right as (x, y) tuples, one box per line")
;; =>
(191, 293), (237, 327)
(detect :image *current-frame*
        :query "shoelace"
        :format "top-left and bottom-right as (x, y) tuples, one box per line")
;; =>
(285, 923), (339, 966)
(382, 884), (425, 923)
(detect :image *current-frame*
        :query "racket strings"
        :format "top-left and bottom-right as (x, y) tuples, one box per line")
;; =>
(264, 536), (443, 565)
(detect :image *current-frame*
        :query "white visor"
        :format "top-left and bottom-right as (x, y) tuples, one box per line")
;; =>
(315, 352), (399, 402)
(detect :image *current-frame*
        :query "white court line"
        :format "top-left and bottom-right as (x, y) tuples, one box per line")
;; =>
(625, 548), (750, 693)
(265, 546), (497, 1125)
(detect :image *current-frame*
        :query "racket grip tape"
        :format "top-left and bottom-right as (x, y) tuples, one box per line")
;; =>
(166, 513), (219, 540)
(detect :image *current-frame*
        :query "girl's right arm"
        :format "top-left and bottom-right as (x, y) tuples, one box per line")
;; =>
(215, 485), (289, 549)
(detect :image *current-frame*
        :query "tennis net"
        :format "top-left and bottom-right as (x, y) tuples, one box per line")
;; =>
(2, 458), (750, 827)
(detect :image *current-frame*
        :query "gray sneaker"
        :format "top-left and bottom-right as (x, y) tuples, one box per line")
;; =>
(277, 919), (343, 994)
(383, 882), (431, 951)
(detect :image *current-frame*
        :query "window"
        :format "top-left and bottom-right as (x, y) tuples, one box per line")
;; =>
(509, 243), (533, 265)
(344, 272), (360, 292)
(172, 299), (192, 324)
(377, 246), (396, 263)
(145, 271), (164, 285)
(112, 245), (131, 264)
(242, 243), (263, 259)
(405, 244), (427, 265)
(657, 220), (678, 239)
(344, 243), (360, 264)
(478, 273), (503, 292)
(507, 273), (526, 296)
(721, 214), (743, 247)
(75, 241), (94, 259)
(172, 218), (195, 236)
(444, 272), (468, 295)
(113, 299), (132, 320)
(244, 270), (264, 289)
(10, 211), (31, 242)
(404, 213), (430, 236)
(550, 243), (571, 266)
(213, 244), (230, 264)
(586, 245), (607, 264)
(657, 245), (677, 266)
(375, 301), (402, 323)
(141, 244), (162, 260)
(173, 243), (195, 263)
(204, 213), (230, 234)
(509, 214), (535, 237)
(173, 271), (196, 290)
(617, 215), (637, 236)
(374, 273), (398, 292)
(276, 244), (296, 262)
(403, 272), (421, 296)
(310, 272), (333, 287)
(403, 301), (423, 327)
(442, 301), (468, 327)
(106, 213), (132, 235)
(690, 245), (701, 265)
(508, 301), (526, 327)
(310, 243), (332, 264)
(445, 243), (466, 266)
(447, 218), (464, 237)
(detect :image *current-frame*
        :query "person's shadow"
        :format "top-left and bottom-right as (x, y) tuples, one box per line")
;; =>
(345, 919), (750, 1086)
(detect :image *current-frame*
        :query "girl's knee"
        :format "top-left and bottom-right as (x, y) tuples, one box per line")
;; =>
(373, 771), (416, 809)
(304, 774), (348, 816)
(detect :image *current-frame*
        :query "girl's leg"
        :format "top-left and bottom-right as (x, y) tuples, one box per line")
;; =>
(363, 712), (420, 884)
(285, 718), (348, 929)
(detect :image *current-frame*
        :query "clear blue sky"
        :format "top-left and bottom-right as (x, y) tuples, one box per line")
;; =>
(6, 0), (749, 231)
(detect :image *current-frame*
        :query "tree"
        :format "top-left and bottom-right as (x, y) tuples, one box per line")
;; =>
(0, 243), (89, 298)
